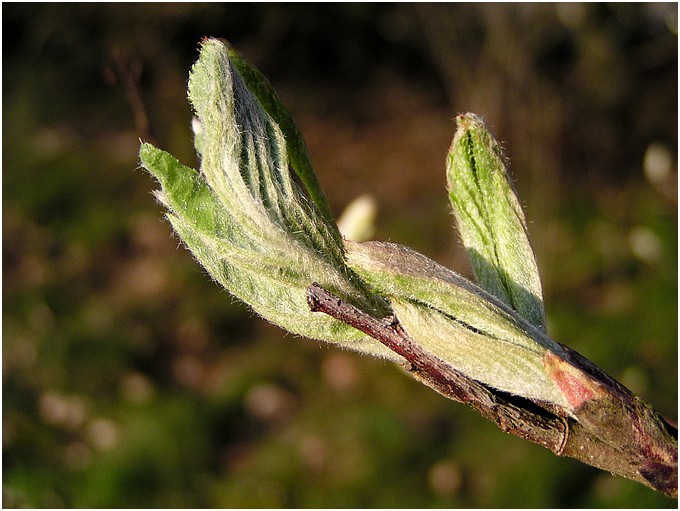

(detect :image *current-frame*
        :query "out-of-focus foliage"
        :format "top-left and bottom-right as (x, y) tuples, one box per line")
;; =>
(3, 4), (677, 508)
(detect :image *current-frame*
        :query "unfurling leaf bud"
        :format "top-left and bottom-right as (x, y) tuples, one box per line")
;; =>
(140, 38), (398, 360)
(447, 113), (546, 331)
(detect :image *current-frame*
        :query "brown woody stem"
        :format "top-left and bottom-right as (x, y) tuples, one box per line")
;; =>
(306, 282), (678, 498)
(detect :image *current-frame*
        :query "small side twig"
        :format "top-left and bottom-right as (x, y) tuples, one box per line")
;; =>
(306, 282), (678, 497)
(105, 47), (159, 145)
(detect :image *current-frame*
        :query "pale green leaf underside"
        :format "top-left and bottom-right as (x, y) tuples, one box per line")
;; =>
(346, 240), (569, 407)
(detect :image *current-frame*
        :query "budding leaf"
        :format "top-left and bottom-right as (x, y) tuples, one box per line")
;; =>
(447, 113), (546, 331)
(346, 240), (573, 410)
(140, 38), (398, 360)
(224, 43), (338, 232)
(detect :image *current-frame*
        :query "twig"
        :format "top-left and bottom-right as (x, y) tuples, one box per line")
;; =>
(106, 47), (159, 145)
(306, 282), (678, 497)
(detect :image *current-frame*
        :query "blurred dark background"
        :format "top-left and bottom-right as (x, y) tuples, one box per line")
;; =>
(3, 3), (677, 508)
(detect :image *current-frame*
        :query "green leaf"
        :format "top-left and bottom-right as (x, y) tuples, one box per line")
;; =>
(447, 113), (546, 331)
(139, 39), (398, 361)
(224, 42), (338, 233)
(346, 239), (572, 410)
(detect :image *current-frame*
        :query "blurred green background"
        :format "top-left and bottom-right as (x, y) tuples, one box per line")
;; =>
(3, 3), (677, 508)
